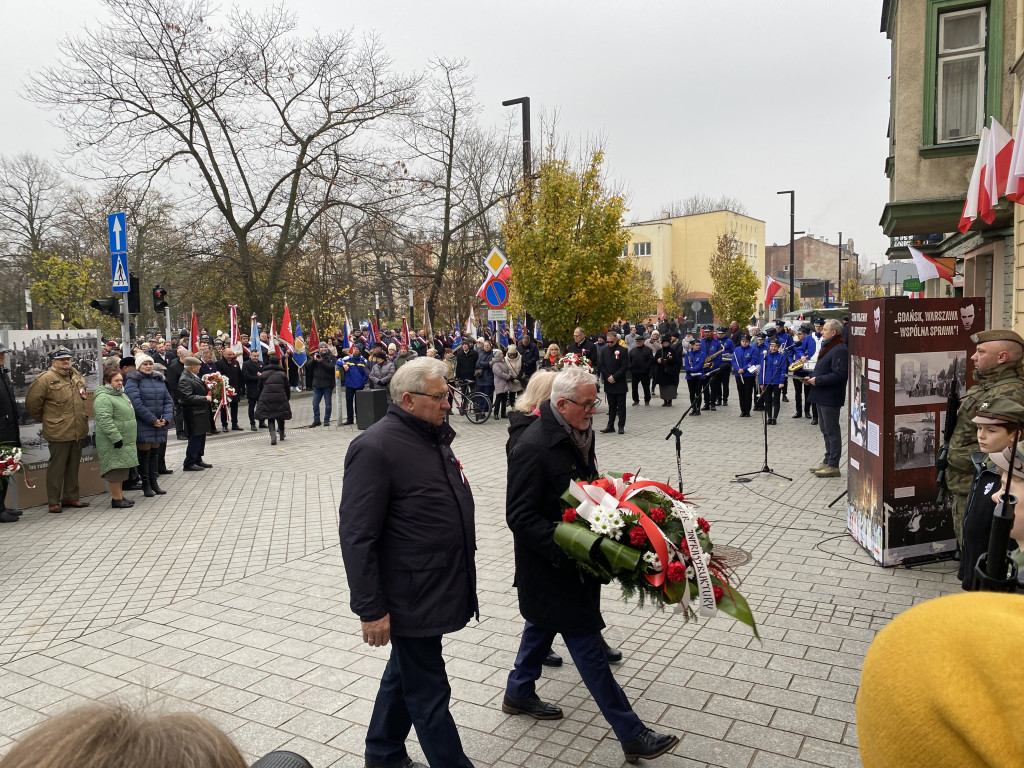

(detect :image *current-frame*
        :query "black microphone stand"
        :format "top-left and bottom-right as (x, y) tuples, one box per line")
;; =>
(736, 344), (793, 483)
(663, 365), (724, 494)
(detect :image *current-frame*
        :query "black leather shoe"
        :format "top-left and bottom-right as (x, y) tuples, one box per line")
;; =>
(309, 422), (321, 428)
(600, 426), (615, 434)
(811, 418), (818, 425)
(602, 636), (623, 663)
(183, 464), (204, 471)
(231, 425), (244, 431)
(0, 511), (19, 522)
(622, 728), (679, 763)
(542, 651), (562, 667)
(617, 426), (624, 434)
(501, 693), (563, 720)
(792, 413), (802, 418)
(364, 758), (427, 768)
(199, 461), (213, 468)
(158, 467), (174, 475)
(251, 424), (258, 432)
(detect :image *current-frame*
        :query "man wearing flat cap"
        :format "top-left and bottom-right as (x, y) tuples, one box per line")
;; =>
(25, 347), (90, 513)
(945, 328), (1024, 546)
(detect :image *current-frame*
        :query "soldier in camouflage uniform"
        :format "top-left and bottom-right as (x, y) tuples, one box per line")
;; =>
(945, 329), (1024, 545)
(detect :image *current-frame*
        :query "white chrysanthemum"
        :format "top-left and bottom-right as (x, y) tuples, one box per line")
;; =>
(643, 551), (663, 572)
(686, 565), (695, 579)
(593, 518), (616, 536)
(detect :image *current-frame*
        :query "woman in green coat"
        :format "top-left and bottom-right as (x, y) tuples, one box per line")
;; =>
(93, 367), (139, 508)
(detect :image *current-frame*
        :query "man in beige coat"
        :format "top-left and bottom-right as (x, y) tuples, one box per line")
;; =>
(25, 347), (90, 513)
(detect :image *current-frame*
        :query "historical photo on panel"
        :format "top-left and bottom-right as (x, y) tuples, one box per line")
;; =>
(893, 351), (966, 407)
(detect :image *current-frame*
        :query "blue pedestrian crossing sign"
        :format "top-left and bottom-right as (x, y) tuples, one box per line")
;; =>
(111, 252), (129, 293)
(108, 212), (127, 254)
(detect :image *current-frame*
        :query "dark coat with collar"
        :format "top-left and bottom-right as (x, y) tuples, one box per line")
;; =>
(215, 356), (244, 396)
(241, 358), (263, 399)
(597, 343), (629, 394)
(807, 335), (848, 408)
(177, 370), (212, 436)
(506, 400), (603, 634)
(0, 365), (19, 445)
(339, 404), (478, 637)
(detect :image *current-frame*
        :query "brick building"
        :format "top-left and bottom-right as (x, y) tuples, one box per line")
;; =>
(765, 234), (857, 297)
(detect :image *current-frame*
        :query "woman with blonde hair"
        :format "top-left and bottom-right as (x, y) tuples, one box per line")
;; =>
(505, 369), (557, 458)
(539, 343), (561, 370)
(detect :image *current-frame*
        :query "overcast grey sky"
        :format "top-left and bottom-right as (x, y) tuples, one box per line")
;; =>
(1, 0), (892, 267)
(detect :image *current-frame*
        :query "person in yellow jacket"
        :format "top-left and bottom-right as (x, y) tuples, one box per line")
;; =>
(24, 347), (90, 513)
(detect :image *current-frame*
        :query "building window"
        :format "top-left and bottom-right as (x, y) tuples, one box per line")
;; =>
(936, 7), (986, 143)
(633, 242), (651, 256)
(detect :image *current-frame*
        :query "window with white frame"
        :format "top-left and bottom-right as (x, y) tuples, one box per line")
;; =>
(633, 242), (651, 256)
(937, 7), (986, 143)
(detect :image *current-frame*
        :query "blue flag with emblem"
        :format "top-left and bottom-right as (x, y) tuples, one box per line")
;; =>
(515, 315), (524, 343)
(452, 320), (463, 349)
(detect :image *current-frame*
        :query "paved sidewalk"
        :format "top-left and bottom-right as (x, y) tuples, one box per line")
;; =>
(0, 392), (961, 767)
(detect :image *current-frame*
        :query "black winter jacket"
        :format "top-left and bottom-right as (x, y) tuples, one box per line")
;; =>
(339, 404), (478, 637)
(807, 336), (848, 408)
(0, 366), (19, 446)
(597, 344), (629, 394)
(254, 364), (291, 420)
(177, 370), (212, 436)
(506, 401), (603, 634)
(628, 344), (654, 376)
(241, 359), (263, 399)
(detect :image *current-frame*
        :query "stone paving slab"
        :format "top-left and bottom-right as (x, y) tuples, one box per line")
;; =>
(0, 393), (961, 766)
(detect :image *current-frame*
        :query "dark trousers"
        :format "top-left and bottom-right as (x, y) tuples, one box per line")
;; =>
(736, 376), (755, 415)
(631, 375), (651, 403)
(494, 391), (516, 417)
(365, 635), (474, 768)
(248, 397), (260, 426)
(46, 439), (82, 505)
(157, 441), (169, 472)
(0, 475), (10, 511)
(507, 621), (644, 743)
(184, 434), (206, 468)
(219, 399), (239, 429)
(686, 378), (703, 413)
(817, 404), (842, 466)
(760, 385), (781, 420)
(719, 365), (732, 403)
(708, 369), (722, 406)
(793, 378), (805, 414)
(173, 402), (185, 435)
(345, 387), (360, 423)
(312, 386), (334, 423)
(605, 392), (626, 428)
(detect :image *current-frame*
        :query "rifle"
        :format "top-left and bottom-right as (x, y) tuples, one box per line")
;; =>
(936, 382), (962, 504)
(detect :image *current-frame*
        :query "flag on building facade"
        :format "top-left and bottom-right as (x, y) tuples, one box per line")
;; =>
(959, 126), (991, 233)
(908, 246), (955, 284)
(1008, 96), (1024, 202)
(981, 117), (1014, 224)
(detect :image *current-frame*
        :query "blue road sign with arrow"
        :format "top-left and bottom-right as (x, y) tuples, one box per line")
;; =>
(108, 212), (127, 254)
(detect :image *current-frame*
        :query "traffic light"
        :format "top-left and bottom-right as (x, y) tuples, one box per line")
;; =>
(153, 285), (168, 312)
(127, 273), (140, 315)
(90, 297), (121, 319)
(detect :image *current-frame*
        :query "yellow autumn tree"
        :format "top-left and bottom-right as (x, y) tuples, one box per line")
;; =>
(503, 150), (631, 343)
(31, 252), (95, 328)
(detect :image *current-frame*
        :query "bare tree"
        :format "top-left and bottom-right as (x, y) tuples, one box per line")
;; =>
(655, 195), (748, 218)
(398, 58), (516, 323)
(28, 0), (416, 319)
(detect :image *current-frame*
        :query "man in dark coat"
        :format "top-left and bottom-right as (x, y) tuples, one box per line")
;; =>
(0, 344), (22, 521)
(339, 358), (477, 768)
(517, 334), (540, 381)
(305, 341), (336, 427)
(597, 330), (629, 433)
(502, 366), (678, 763)
(177, 356), (213, 471)
(215, 348), (244, 432)
(241, 349), (264, 430)
(807, 319), (849, 478)
(628, 338), (654, 406)
(566, 327), (597, 366)
(165, 346), (188, 440)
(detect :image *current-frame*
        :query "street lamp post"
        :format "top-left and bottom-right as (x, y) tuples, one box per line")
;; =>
(501, 97), (532, 187)
(777, 191), (796, 311)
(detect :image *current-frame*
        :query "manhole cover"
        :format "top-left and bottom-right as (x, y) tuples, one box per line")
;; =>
(715, 545), (752, 568)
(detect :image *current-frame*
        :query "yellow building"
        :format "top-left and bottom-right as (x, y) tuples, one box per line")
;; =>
(625, 210), (766, 304)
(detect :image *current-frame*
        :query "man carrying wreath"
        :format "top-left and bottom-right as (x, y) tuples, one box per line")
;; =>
(503, 365), (678, 763)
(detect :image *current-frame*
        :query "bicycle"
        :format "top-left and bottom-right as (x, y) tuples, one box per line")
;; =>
(449, 379), (492, 424)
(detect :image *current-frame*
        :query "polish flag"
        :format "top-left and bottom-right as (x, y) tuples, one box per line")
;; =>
(959, 126), (990, 233)
(908, 246), (955, 284)
(980, 117), (1014, 224)
(1008, 100), (1024, 202)
(764, 276), (782, 307)
(189, 309), (199, 354)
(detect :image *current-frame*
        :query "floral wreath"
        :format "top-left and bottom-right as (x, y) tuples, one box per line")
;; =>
(556, 352), (594, 374)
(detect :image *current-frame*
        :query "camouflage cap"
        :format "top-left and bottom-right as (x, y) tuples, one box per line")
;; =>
(972, 397), (1024, 426)
(970, 329), (1024, 347)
